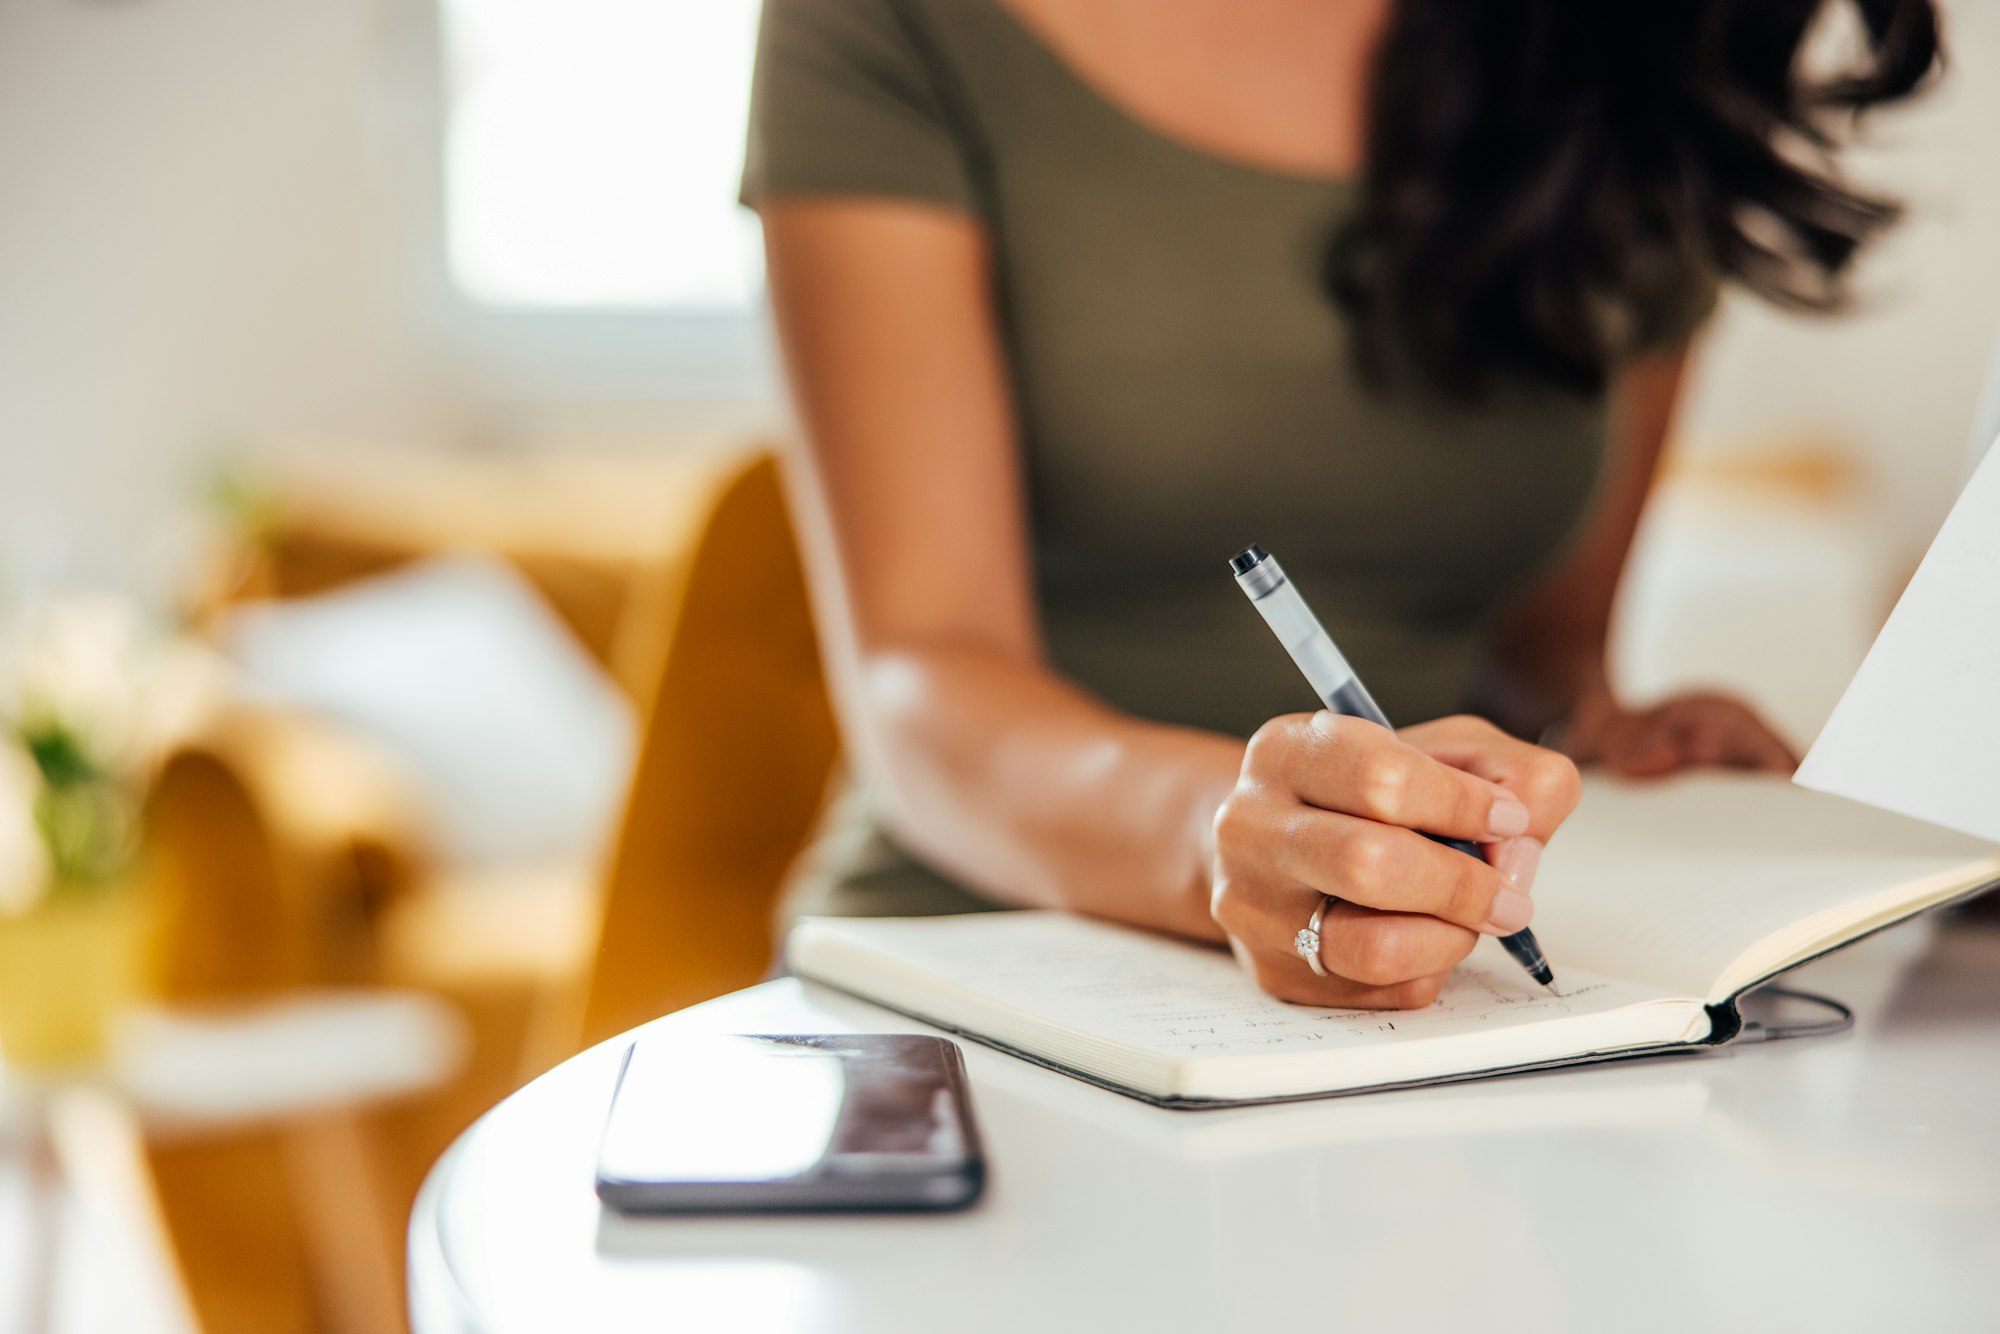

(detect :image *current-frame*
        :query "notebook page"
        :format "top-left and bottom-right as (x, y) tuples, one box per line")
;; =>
(1530, 774), (2000, 1002)
(1797, 435), (2000, 842)
(790, 912), (1698, 1097)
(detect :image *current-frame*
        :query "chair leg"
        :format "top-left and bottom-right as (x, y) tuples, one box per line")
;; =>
(281, 1109), (407, 1334)
(21, 1106), (60, 1334)
(148, 1131), (316, 1334)
(46, 1089), (203, 1334)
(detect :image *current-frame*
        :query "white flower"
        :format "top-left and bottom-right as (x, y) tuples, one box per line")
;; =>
(0, 741), (50, 915)
(2, 597), (144, 761)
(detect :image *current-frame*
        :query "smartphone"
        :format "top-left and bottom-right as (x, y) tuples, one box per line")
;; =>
(594, 1033), (986, 1213)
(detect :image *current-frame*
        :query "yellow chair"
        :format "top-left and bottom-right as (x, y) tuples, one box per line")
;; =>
(577, 447), (840, 1048)
(142, 444), (840, 1331)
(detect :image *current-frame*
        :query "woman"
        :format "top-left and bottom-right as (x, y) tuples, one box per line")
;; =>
(741, 0), (1938, 1007)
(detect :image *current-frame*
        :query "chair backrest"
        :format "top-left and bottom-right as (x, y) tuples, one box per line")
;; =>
(576, 452), (840, 1047)
(154, 452), (690, 1001)
(156, 445), (841, 1041)
(148, 706), (426, 998)
(198, 451), (737, 701)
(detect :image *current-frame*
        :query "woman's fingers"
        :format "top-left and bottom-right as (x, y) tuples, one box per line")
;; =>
(1396, 713), (1583, 839)
(1558, 689), (1798, 778)
(1217, 885), (1481, 988)
(1285, 811), (1526, 932)
(1679, 696), (1798, 772)
(1239, 930), (1456, 1010)
(1213, 799), (1530, 934)
(1602, 712), (1679, 777)
(1259, 967), (1456, 1012)
(1730, 721), (1798, 772)
(1215, 711), (1579, 1009)
(1318, 900), (1479, 986)
(1595, 695), (1798, 777)
(1245, 712), (1538, 843)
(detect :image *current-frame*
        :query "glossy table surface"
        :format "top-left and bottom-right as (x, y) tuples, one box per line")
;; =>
(409, 915), (2000, 1334)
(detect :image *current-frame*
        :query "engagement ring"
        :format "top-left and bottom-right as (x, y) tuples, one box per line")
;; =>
(1295, 895), (1333, 978)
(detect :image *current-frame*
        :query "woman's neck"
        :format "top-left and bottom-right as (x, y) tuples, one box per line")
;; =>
(995, 0), (1389, 180)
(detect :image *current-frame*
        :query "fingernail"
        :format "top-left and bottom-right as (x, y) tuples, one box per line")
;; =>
(1486, 791), (1531, 839)
(1495, 837), (1544, 894)
(1482, 887), (1535, 936)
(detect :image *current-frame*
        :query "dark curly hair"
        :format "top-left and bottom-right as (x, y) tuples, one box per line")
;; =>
(1330, 0), (1942, 396)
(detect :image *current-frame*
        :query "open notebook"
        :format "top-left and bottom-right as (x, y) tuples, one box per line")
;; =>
(786, 775), (2000, 1107)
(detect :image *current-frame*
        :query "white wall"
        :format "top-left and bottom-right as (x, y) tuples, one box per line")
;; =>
(1676, 0), (2000, 549)
(1621, 0), (2000, 742)
(0, 0), (1994, 602)
(0, 0), (454, 597)
(0, 0), (773, 604)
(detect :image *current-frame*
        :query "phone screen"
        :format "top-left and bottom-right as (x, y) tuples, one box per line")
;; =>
(595, 1034), (984, 1212)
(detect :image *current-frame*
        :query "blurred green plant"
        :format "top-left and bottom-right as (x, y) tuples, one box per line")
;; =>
(0, 598), (218, 915)
(25, 723), (136, 889)
(205, 459), (283, 546)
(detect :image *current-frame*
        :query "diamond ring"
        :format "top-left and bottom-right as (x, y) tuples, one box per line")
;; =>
(1295, 894), (1334, 978)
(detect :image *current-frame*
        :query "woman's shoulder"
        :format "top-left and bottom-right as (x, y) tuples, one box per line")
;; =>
(745, 0), (1009, 214)
(754, 0), (997, 72)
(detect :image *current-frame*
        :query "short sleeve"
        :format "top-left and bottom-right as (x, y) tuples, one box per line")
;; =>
(739, 0), (979, 214)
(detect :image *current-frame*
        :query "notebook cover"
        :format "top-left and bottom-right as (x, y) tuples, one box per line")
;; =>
(1696, 870), (2000, 1046)
(794, 975), (1714, 1110)
(795, 873), (1998, 1109)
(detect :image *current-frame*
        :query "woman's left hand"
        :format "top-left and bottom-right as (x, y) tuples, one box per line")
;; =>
(1553, 685), (1797, 778)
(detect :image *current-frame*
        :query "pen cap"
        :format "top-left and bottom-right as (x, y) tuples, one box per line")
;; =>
(1229, 547), (1365, 706)
(1230, 545), (1283, 598)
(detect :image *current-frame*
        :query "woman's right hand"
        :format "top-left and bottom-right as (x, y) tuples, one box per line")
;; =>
(1210, 712), (1582, 1009)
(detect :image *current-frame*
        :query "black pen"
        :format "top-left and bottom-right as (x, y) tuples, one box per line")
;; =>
(1229, 544), (1556, 990)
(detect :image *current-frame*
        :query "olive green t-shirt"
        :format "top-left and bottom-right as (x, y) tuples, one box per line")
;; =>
(741, 0), (1709, 918)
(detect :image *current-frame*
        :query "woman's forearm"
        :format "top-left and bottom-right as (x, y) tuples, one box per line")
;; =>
(1483, 623), (1611, 738)
(1488, 348), (1694, 733)
(852, 643), (1242, 942)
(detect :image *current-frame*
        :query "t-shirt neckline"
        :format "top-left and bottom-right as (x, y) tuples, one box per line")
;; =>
(973, 0), (1361, 191)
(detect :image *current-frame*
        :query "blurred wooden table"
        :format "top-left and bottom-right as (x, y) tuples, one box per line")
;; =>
(3, 990), (462, 1334)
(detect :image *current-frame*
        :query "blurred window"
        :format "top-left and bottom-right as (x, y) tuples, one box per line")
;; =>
(439, 0), (764, 312)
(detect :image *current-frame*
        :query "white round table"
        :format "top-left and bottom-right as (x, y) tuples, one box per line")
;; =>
(409, 917), (2000, 1334)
